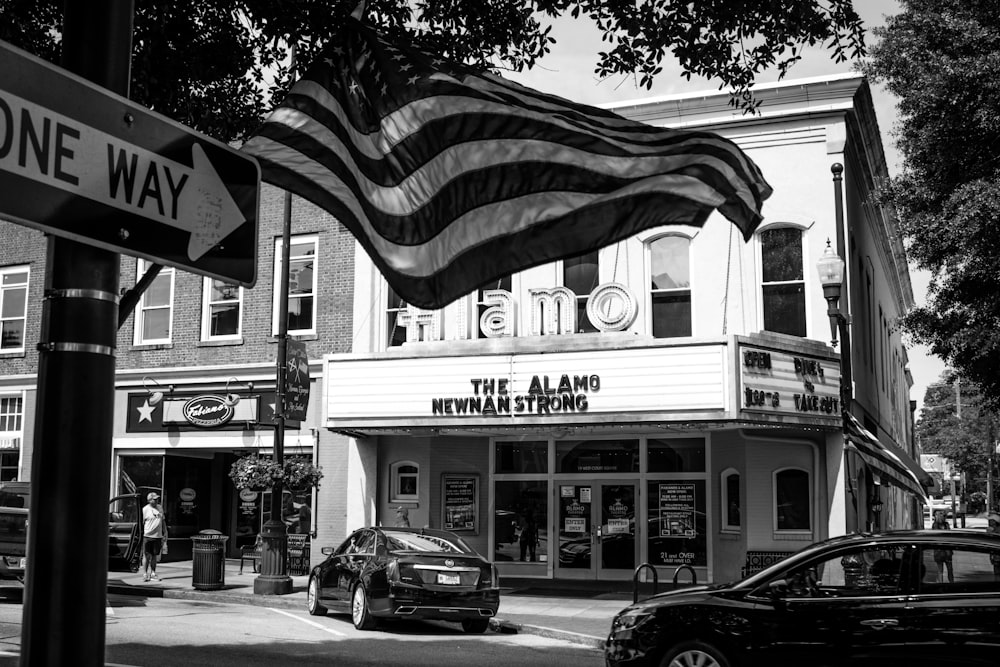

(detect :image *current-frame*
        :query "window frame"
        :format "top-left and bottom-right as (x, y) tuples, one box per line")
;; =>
(721, 468), (741, 533)
(272, 234), (318, 336)
(758, 225), (807, 338)
(390, 460), (420, 503)
(201, 278), (244, 341)
(647, 234), (693, 338)
(561, 250), (600, 333)
(0, 265), (29, 353)
(133, 259), (174, 345)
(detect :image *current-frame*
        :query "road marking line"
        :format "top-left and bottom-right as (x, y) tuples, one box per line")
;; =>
(267, 607), (345, 636)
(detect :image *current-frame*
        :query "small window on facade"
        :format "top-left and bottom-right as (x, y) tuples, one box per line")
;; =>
(0, 266), (28, 352)
(721, 469), (741, 531)
(761, 227), (806, 337)
(386, 283), (408, 347)
(202, 278), (243, 340)
(0, 395), (22, 432)
(390, 461), (419, 502)
(134, 260), (174, 345)
(563, 251), (599, 333)
(774, 468), (811, 531)
(649, 236), (691, 338)
(494, 441), (548, 474)
(274, 235), (317, 335)
(647, 438), (706, 473)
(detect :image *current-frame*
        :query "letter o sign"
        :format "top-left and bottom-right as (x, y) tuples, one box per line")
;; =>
(587, 283), (638, 331)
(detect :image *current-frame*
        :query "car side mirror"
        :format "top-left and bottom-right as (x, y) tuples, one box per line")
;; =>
(767, 579), (789, 600)
(321, 546), (334, 556)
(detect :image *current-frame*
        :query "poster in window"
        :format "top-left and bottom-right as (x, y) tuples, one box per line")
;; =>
(647, 480), (706, 567)
(442, 474), (478, 533)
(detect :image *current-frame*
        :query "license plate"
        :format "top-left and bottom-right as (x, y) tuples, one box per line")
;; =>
(436, 573), (460, 585)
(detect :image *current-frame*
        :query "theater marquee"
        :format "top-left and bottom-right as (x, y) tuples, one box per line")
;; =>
(739, 344), (841, 423)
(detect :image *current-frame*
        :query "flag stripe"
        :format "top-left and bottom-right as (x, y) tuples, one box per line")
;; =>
(242, 18), (771, 309)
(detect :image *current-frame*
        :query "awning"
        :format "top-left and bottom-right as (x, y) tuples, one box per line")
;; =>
(843, 412), (931, 503)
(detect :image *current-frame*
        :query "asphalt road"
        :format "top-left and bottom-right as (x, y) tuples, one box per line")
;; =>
(0, 591), (605, 667)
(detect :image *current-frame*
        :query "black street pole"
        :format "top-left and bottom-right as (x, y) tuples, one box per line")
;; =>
(21, 2), (133, 664)
(255, 190), (293, 595)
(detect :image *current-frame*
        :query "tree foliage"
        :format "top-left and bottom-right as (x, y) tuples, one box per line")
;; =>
(0, 0), (865, 142)
(862, 1), (1000, 407)
(915, 370), (997, 497)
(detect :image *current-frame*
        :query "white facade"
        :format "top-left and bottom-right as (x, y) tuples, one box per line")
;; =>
(323, 74), (925, 583)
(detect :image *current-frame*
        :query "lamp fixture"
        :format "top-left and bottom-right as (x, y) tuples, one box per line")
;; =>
(142, 376), (174, 407)
(869, 496), (884, 514)
(816, 238), (846, 347)
(224, 377), (254, 407)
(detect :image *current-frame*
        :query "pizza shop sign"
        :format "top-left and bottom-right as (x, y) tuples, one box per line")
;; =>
(182, 395), (235, 427)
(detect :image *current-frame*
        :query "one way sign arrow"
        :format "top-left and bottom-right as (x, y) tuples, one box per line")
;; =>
(0, 40), (259, 286)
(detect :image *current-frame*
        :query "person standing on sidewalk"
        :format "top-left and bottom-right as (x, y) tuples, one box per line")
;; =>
(142, 492), (168, 582)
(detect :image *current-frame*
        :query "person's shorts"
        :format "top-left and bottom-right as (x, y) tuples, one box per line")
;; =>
(143, 537), (162, 556)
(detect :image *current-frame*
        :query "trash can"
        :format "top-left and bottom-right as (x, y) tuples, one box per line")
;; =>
(191, 529), (229, 590)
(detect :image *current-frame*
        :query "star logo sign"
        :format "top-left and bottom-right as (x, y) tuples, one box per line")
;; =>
(137, 399), (156, 423)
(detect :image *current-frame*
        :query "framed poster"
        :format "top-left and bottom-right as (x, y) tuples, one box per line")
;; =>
(442, 474), (478, 533)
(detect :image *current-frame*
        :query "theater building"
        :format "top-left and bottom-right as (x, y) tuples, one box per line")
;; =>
(321, 73), (929, 583)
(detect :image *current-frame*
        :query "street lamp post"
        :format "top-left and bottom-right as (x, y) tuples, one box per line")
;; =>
(817, 163), (858, 529)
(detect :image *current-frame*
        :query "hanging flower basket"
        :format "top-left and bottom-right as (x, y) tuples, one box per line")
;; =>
(228, 455), (323, 492)
(284, 456), (324, 491)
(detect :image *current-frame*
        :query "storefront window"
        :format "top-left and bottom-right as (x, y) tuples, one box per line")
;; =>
(494, 480), (548, 563)
(775, 468), (811, 531)
(647, 479), (707, 567)
(556, 439), (638, 473)
(647, 438), (705, 472)
(495, 441), (548, 474)
(118, 455), (163, 496)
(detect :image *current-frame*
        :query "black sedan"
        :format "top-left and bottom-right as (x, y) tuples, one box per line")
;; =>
(306, 526), (500, 632)
(605, 530), (1000, 667)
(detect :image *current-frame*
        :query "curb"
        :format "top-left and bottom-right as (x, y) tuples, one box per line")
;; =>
(489, 618), (605, 650)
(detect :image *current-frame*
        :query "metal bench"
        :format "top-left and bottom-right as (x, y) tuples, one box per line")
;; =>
(239, 534), (310, 575)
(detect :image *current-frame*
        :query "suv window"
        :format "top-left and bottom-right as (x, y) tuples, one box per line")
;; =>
(781, 546), (908, 598)
(917, 546), (1000, 594)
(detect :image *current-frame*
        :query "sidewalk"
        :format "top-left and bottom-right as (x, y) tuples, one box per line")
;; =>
(106, 560), (633, 650)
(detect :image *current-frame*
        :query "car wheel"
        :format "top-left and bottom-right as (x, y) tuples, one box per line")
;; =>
(461, 618), (490, 634)
(660, 641), (732, 667)
(306, 576), (327, 616)
(351, 584), (377, 630)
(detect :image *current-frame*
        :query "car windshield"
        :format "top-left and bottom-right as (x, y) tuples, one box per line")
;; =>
(383, 531), (470, 554)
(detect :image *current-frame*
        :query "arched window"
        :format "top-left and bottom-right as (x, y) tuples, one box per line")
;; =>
(648, 235), (691, 338)
(773, 467), (811, 531)
(720, 468), (741, 531)
(760, 227), (805, 337)
(563, 251), (599, 332)
(390, 461), (419, 502)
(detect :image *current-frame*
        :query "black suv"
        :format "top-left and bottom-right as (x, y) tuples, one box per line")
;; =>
(605, 530), (1000, 667)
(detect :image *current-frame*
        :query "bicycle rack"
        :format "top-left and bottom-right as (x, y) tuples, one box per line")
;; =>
(632, 562), (659, 603)
(672, 564), (697, 588)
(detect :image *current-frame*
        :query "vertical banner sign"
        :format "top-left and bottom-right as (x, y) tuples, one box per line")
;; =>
(285, 339), (310, 423)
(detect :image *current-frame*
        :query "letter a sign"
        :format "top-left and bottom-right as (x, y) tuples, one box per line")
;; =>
(0, 41), (259, 286)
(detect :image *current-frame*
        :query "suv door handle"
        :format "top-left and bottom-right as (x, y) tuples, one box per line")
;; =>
(860, 619), (899, 629)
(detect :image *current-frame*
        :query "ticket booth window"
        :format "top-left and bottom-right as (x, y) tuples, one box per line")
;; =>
(391, 461), (419, 502)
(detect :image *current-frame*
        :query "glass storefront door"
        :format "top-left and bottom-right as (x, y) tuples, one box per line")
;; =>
(555, 481), (638, 579)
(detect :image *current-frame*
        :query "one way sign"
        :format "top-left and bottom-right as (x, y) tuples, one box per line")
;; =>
(0, 41), (259, 286)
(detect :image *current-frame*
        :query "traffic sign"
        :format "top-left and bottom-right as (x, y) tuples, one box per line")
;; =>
(0, 40), (259, 286)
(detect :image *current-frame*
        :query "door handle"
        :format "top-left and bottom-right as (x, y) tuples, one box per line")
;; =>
(860, 619), (899, 629)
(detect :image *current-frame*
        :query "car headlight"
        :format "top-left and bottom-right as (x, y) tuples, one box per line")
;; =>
(611, 609), (647, 632)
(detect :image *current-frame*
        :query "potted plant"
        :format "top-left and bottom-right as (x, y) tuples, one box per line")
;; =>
(228, 456), (284, 492)
(283, 457), (324, 491)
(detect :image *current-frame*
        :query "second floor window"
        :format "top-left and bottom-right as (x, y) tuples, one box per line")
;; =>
(386, 284), (408, 347)
(649, 236), (691, 338)
(563, 251), (599, 333)
(274, 236), (317, 335)
(202, 279), (242, 340)
(134, 260), (173, 344)
(761, 227), (806, 337)
(0, 267), (28, 352)
(0, 395), (22, 432)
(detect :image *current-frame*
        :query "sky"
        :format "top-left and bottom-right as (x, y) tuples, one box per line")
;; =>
(505, 0), (946, 412)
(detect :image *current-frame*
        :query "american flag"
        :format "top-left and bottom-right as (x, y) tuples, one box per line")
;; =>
(242, 18), (772, 310)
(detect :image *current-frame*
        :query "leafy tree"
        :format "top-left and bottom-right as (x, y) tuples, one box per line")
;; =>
(0, 0), (865, 143)
(862, 1), (1000, 406)
(916, 370), (998, 503)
